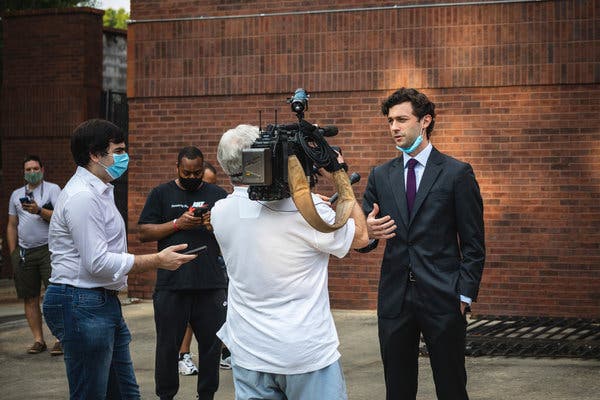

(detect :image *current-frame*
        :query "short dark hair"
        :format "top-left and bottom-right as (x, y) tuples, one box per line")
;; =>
(203, 161), (217, 174)
(23, 155), (43, 168)
(177, 146), (203, 165)
(71, 119), (126, 167)
(381, 88), (436, 137)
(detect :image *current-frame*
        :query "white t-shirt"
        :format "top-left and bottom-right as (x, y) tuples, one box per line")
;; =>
(8, 181), (61, 249)
(212, 186), (355, 375)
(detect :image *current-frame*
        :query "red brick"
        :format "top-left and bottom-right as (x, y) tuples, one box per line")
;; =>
(3, 2), (598, 318)
(1, 8), (104, 277)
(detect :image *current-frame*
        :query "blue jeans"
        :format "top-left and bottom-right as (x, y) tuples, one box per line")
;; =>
(231, 358), (348, 400)
(42, 284), (140, 400)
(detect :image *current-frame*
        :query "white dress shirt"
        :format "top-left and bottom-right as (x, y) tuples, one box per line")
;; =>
(403, 142), (432, 190)
(404, 143), (472, 306)
(48, 167), (134, 290)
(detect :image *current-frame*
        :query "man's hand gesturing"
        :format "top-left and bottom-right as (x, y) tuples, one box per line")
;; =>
(367, 203), (396, 240)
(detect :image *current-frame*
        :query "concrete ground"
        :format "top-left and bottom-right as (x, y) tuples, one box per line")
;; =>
(0, 279), (598, 399)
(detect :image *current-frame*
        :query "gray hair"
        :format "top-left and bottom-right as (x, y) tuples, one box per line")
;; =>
(217, 124), (260, 179)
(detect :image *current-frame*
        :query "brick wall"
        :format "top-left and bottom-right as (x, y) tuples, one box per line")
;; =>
(3, 2), (595, 318)
(0, 8), (104, 276)
(128, 0), (596, 98)
(127, 0), (599, 318)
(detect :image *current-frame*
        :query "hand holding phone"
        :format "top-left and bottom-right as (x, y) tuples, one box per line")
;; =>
(181, 245), (207, 255)
(191, 201), (211, 218)
(189, 202), (213, 230)
(19, 197), (32, 204)
(193, 206), (210, 218)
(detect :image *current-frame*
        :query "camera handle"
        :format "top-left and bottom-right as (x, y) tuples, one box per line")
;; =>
(288, 155), (355, 233)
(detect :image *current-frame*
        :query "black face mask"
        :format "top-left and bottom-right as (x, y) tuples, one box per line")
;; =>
(179, 177), (203, 191)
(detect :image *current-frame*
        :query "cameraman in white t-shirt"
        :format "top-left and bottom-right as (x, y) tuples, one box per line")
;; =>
(211, 124), (368, 400)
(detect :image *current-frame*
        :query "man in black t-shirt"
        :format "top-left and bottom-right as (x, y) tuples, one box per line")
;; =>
(138, 146), (227, 400)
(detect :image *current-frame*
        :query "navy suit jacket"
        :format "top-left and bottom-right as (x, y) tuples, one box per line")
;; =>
(363, 147), (485, 318)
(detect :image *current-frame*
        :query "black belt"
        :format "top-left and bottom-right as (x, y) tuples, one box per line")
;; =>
(55, 283), (119, 297)
(87, 286), (119, 296)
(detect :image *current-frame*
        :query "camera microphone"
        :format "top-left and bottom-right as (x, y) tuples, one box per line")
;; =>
(316, 125), (338, 137)
(329, 172), (361, 205)
(288, 88), (309, 115)
(348, 172), (361, 184)
(277, 120), (318, 133)
(289, 120), (338, 137)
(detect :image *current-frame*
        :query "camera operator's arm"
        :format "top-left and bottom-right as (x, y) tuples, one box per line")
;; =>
(349, 202), (369, 249)
(318, 168), (369, 249)
(139, 211), (204, 242)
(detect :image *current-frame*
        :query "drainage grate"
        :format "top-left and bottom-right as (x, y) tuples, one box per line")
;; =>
(465, 316), (600, 359)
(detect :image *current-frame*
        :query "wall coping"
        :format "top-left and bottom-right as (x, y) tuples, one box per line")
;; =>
(1, 7), (104, 18)
(103, 26), (127, 37)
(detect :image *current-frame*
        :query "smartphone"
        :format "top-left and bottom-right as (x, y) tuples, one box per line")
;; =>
(192, 201), (211, 217)
(19, 197), (32, 204)
(193, 206), (211, 218)
(182, 245), (207, 255)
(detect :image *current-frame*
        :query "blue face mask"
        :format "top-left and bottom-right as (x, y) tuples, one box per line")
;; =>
(99, 153), (129, 180)
(396, 133), (423, 154)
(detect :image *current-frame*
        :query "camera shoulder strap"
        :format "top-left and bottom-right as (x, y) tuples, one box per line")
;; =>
(288, 155), (355, 233)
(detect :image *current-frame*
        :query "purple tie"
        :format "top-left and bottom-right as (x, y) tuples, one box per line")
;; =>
(406, 158), (418, 214)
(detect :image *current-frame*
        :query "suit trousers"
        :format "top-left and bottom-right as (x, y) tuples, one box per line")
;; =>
(378, 280), (468, 400)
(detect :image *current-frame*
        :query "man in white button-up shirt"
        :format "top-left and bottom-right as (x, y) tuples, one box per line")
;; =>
(42, 119), (197, 400)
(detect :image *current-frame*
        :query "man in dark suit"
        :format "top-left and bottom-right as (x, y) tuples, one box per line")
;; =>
(362, 88), (485, 400)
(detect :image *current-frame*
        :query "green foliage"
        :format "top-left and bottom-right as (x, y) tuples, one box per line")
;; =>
(103, 8), (129, 30)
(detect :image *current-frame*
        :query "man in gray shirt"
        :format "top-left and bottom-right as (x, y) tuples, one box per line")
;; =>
(7, 155), (62, 355)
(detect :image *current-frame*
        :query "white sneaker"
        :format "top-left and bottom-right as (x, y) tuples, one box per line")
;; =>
(179, 353), (198, 376)
(219, 356), (232, 370)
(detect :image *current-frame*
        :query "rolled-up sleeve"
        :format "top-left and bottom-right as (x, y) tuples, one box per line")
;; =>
(312, 196), (356, 259)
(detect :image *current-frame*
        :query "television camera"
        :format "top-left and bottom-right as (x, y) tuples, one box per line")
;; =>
(240, 89), (344, 201)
